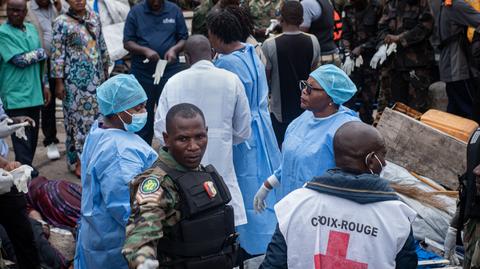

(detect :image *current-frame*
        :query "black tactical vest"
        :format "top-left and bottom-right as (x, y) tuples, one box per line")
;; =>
(460, 128), (480, 221)
(309, 0), (338, 54)
(156, 161), (238, 269)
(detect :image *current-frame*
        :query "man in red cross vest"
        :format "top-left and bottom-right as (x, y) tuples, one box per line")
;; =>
(259, 121), (418, 269)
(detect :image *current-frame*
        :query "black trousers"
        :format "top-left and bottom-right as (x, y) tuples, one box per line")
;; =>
(446, 78), (480, 124)
(41, 78), (59, 146)
(270, 113), (289, 148)
(0, 192), (40, 269)
(5, 106), (41, 166)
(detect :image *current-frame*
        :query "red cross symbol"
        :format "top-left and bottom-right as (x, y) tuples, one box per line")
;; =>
(314, 230), (368, 269)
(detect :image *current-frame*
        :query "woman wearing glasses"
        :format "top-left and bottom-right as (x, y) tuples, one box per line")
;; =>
(254, 64), (360, 211)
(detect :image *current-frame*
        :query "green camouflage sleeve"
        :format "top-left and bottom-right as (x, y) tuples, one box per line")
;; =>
(398, 0), (433, 48)
(122, 168), (180, 268)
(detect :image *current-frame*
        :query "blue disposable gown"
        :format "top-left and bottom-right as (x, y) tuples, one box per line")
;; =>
(74, 122), (158, 269)
(215, 43), (282, 255)
(274, 107), (359, 201)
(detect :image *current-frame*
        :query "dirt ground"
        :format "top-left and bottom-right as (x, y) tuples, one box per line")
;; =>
(7, 120), (80, 184)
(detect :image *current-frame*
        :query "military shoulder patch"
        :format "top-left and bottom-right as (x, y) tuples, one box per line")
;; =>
(140, 177), (160, 194)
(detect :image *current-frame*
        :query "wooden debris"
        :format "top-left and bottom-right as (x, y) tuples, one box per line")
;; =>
(377, 108), (466, 190)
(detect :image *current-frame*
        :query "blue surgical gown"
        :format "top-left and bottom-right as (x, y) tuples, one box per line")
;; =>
(274, 107), (360, 200)
(74, 121), (158, 269)
(215, 43), (282, 255)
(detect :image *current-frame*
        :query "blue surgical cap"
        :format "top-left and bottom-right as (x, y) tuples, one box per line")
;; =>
(309, 64), (357, 105)
(97, 74), (147, 116)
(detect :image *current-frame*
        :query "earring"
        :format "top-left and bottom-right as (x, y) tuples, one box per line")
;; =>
(329, 102), (333, 106)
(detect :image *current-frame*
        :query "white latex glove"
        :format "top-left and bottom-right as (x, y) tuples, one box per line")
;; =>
(253, 175), (280, 213)
(137, 259), (159, 269)
(355, 55), (364, 68)
(11, 165), (33, 193)
(341, 56), (355, 75)
(253, 184), (270, 213)
(386, 43), (397, 56)
(0, 168), (13, 195)
(265, 19), (279, 36)
(0, 119), (29, 139)
(370, 44), (388, 69)
(152, 60), (168, 85)
(15, 123), (29, 141)
(443, 226), (460, 265)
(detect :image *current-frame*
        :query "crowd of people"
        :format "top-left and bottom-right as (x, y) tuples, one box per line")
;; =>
(0, 0), (480, 267)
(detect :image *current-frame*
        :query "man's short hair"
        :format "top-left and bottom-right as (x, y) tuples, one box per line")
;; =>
(281, 1), (304, 26)
(165, 103), (206, 133)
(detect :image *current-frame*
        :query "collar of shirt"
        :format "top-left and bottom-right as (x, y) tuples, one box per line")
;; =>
(6, 21), (26, 31)
(191, 60), (214, 69)
(158, 147), (201, 172)
(282, 30), (303, 35)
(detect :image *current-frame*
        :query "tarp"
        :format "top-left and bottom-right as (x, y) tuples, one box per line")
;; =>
(88, 0), (130, 61)
(382, 161), (456, 245)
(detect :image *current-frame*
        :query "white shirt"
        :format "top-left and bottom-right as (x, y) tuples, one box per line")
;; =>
(276, 188), (416, 269)
(154, 60), (252, 226)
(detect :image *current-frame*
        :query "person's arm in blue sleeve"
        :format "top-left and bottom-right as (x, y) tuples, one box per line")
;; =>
(260, 224), (288, 269)
(175, 7), (189, 41)
(395, 228), (418, 269)
(123, 9), (160, 62)
(164, 7), (188, 62)
(232, 76), (251, 145)
(99, 157), (146, 226)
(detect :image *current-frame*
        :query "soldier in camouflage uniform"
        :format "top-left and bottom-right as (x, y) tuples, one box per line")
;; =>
(376, 0), (435, 113)
(245, 0), (282, 41)
(122, 104), (209, 269)
(342, 0), (382, 123)
(192, 0), (218, 36)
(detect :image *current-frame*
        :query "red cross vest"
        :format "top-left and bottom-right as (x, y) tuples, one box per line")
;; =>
(275, 188), (416, 269)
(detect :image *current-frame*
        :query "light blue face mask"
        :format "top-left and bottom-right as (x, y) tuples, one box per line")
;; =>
(119, 111), (147, 133)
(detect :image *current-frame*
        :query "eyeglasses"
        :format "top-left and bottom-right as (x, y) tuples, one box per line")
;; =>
(299, 80), (323, 95)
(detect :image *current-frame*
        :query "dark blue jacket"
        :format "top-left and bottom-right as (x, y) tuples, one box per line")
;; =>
(260, 168), (418, 269)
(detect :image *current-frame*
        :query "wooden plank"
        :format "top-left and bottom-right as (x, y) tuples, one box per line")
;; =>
(376, 108), (466, 190)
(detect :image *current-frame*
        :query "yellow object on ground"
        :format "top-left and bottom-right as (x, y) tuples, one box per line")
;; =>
(420, 109), (479, 142)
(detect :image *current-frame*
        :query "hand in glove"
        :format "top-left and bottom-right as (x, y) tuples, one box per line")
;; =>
(265, 19), (280, 36)
(253, 175), (280, 213)
(443, 226), (460, 265)
(0, 169), (13, 195)
(137, 259), (159, 269)
(153, 60), (168, 85)
(370, 44), (388, 69)
(11, 165), (33, 193)
(341, 55), (355, 75)
(0, 118), (30, 139)
(386, 43), (397, 56)
(355, 55), (364, 68)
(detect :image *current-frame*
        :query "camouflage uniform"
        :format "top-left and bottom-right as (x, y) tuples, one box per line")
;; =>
(464, 219), (480, 269)
(376, 0), (434, 113)
(245, 0), (282, 41)
(122, 149), (185, 269)
(192, 0), (216, 36)
(342, 0), (382, 123)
